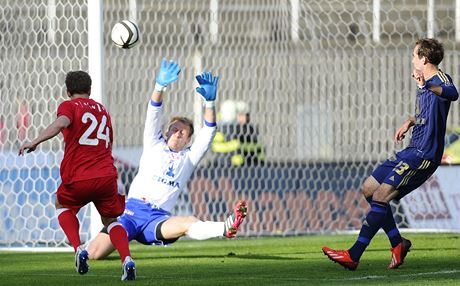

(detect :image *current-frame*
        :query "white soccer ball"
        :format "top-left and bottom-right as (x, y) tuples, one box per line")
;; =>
(111, 20), (140, 49)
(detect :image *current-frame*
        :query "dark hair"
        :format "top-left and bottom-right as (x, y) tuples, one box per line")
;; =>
(65, 71), (92, 95)
(415, 38), (444, 66)
(168, 116), (194, 137)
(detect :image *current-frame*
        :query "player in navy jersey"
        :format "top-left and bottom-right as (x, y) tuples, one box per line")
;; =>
(323, 38), (458, 270)
(19, 71), (135, 280)
(86, 59), (247, 260)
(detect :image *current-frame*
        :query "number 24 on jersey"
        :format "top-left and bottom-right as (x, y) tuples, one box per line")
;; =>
(78, 112), (110, 148)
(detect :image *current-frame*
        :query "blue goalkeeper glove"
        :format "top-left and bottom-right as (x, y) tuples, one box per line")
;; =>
(155, 58), (181, 91)
(196, 72), (219, 107)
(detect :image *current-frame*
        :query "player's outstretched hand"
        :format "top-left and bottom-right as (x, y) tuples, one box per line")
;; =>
(18, 142), (37, 156)
(155, 58), (181, 87)
(196, 72), (219, 102)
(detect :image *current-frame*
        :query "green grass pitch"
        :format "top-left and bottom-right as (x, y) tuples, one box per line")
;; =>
(1, 233), (459, 285)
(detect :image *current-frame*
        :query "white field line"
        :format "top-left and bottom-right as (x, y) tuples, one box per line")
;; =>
(322, 269), (460, 281)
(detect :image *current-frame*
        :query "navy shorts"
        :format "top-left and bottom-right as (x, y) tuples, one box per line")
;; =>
(117, 198), (177, 245)
(371, 148), (438, 200)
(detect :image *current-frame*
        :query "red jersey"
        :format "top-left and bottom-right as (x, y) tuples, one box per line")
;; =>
(57, 98), (117, 184)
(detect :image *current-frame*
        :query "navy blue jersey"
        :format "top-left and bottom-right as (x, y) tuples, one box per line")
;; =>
(408, 70), (458, 163)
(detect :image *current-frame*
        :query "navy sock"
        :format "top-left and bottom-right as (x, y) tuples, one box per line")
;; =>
(365, 196), (402, 248)
(349, 201), (388, 262)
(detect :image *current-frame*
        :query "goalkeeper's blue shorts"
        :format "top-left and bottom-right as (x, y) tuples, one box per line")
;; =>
(371, 147), (438, 200)
(117, 198), (178, 245)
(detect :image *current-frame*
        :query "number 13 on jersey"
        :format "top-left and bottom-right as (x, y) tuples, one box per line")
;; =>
(393, 161), (409, 175)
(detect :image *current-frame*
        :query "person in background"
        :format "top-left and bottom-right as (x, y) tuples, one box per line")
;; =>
(212, 100), (265, 167)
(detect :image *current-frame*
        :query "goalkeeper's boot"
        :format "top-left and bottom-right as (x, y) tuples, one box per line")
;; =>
(224, 200), (247, 238)
(75, 246), (89, 275)
(121, 256), (136, 281)
(388, 237), (412, 269)
(322, 247), (359, 271)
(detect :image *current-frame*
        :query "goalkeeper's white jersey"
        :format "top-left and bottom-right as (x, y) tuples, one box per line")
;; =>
(127, 101), (216, 212)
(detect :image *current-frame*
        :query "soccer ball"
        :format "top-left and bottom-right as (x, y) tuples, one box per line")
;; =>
(111, 20), (140, 49)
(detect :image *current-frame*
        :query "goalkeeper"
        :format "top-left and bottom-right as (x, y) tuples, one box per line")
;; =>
(87, 59), (247, 260)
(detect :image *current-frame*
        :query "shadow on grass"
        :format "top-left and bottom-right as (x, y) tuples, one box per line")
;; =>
(102, 252), (301, 261)
(229, 253), (302, 261)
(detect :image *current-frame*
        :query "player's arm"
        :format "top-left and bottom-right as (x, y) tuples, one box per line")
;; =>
(189, 72), (219, 165)
(394, 116), (415, 142)
(18, 115), (70, 155)
(197, 72), (218, 125)
(427, 82), (459, 101)
(412, 69), (459, 101)
(144, 58), (181, 148)
(150, 58), (180, 104)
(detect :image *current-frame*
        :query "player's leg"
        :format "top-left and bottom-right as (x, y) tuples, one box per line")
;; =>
(101, 217), (136, 280)
(323, 183), (397, 270)
(127, 199), (248, 246)
(362, 176), (402, 249)
(324, 150), (431, 270)
(223, 200), (247, 238)
(349, 183), (398, 258)
(160, 200), (247, 240)
(161, 215), (198, 238)
(95, 176), (135, 280)
(55, 199), (81, 252)
(161, 215), (225, 240)
(101, 217), (131, 262)
(88, 201), (140, 261)
(385, 159), (436, 269)
(322, 158), (397, 271)
(361, 175), (380, 197)
(86, 231), (116, 260)
(128, 206), (221, 245)
(55, 184), (89, 275)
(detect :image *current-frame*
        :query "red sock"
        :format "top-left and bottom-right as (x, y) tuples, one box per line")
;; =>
(108, 222), (131, 262)
(57, 209), (81, 252)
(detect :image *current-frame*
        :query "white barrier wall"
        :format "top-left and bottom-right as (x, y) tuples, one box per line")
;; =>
(401, 166), (460, 231)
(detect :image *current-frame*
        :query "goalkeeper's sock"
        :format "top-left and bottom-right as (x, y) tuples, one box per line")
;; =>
(57, 208), (81, 252)
(186, 221), (224, 240)
(348, 201), (388, 262)
(107, 222), (131, 263)
(365, 196), (402, 248)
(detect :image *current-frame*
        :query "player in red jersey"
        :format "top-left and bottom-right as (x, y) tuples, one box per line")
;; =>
(19, 71), (136, 281)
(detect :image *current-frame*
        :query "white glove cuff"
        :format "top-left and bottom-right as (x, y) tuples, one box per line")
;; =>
(204, 101), (215, 108)
(154, 82), (166, 92)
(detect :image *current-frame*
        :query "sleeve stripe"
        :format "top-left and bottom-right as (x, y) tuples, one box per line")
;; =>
(437, 71), (450, 84)
(150, 99), (163, 107)
(204, 120), (217, 127)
